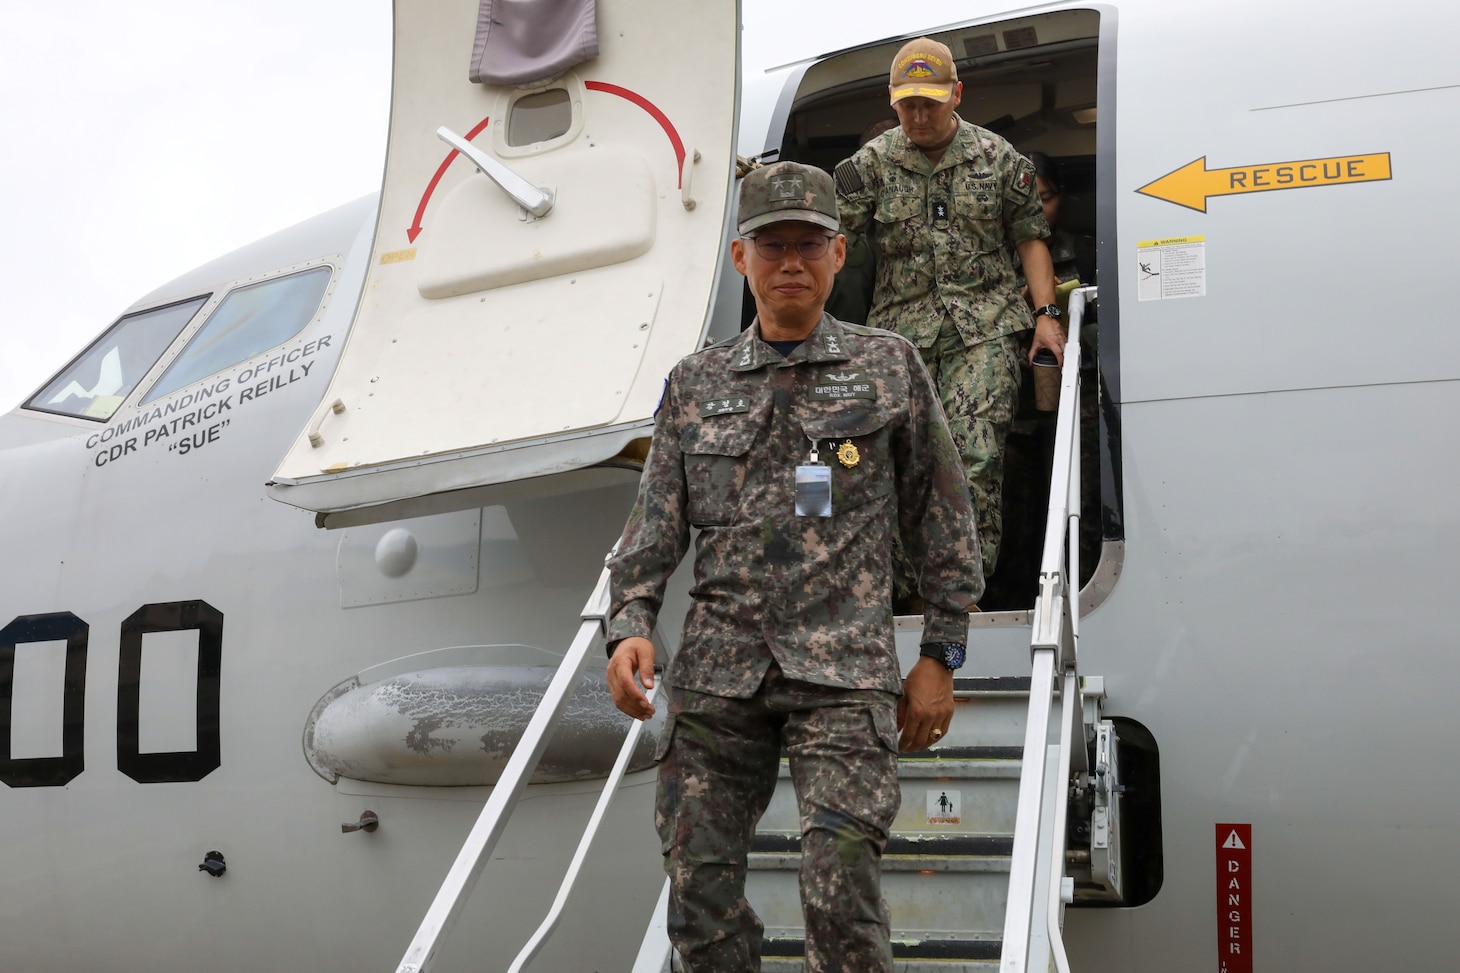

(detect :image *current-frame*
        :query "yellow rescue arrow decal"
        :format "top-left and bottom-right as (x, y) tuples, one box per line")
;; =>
(1136, 153), (1392, 212)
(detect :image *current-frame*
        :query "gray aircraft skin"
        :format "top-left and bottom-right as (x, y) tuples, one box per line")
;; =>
(3, 1), (1458, 971)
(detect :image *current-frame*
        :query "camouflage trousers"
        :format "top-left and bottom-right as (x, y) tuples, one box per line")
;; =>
(656, 664), (901, 972)
(917, 318), (1023, 575)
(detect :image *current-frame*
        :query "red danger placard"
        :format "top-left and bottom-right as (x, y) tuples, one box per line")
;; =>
(1216, 824), (1252, 973)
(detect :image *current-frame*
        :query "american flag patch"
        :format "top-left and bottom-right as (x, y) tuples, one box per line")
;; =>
(1016, 168), (1035, 197)
(835, 160), (865, 196)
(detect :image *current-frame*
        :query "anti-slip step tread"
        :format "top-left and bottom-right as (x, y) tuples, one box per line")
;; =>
(952, 675), (1034, 694)
(752, 833), (1014, 857)
(775, 747), (1025, 770)
(761, 934), (1003, 961)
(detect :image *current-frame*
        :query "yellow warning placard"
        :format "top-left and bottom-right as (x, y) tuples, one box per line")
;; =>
(1137, 236), (1205, 301)
(1137, 153), (1391, 212)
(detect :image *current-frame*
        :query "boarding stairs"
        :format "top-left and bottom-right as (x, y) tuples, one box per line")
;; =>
(389, 289), (1113, 973)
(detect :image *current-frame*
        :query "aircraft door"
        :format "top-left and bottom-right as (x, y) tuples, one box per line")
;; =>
(271, 0), (741, 519)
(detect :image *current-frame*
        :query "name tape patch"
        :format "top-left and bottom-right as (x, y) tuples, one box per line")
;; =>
(809, 370), (877, 401)
(700, 397), (751, 417)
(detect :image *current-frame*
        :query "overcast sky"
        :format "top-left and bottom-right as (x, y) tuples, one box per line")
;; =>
(0, 1), (393, 412)
(0, 1), (938, 412)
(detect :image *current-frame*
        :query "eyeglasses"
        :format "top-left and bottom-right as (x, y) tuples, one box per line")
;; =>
(744, 233), (837, 261)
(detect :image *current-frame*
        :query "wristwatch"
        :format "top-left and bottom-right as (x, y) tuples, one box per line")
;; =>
(1033, 304), (1062, 321)
(919, 642), (966, 671)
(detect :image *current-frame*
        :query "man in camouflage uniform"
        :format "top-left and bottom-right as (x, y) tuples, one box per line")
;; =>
(606, 161), (982, 972)
(836, 37), (1063, 577)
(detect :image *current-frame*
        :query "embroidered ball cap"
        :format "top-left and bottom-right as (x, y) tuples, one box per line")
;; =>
(737, 161), (840, 235)
(889, 37), (958, 104)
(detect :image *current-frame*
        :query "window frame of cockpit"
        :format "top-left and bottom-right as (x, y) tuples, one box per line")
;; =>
(131, 256), (339, 409)
(755, 6), (1124, 615)
(139, 262), (337, 406)
(24, 255), (341, 425)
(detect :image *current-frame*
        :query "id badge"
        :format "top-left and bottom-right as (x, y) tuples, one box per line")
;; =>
(795, 464), (832, 517)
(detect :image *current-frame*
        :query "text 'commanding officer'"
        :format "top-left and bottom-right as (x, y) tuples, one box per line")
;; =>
(605, 161), (984, 973)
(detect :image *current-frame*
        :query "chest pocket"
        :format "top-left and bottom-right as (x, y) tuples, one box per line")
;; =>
(800, 405), (895, 513)
(872, 194), (923, 259)
(681, 411), (760, 527)
(951, 191), (1003, 253)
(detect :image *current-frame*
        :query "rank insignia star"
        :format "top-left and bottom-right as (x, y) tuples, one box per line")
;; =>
(836, 440), (860, 469)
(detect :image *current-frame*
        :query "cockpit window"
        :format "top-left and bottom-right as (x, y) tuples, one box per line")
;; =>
(143, 266), (332, 404)
(26, 297), (209, 421)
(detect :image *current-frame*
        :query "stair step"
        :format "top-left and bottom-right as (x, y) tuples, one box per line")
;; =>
(895, 746), (1025, 765)
(952, 675), (1033, 696)
(742, 672), (1040, 966)
(752, 833), (1014, 858)
(759, 934), (1002, 972)
(758, 750), (1024, 836)
(746, 855), (1010, 935)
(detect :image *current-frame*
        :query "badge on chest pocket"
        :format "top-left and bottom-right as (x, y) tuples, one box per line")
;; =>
(933, 198), (950, 228)
(795, 438), (832, 517)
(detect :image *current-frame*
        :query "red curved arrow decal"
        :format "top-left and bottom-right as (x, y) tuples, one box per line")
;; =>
(585, 81), (686, 188)
(408, 115), (491, 243)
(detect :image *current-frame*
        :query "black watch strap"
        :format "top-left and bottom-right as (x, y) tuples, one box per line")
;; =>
(919, 642), (966, 671)
(1034, 303), (1061, 320)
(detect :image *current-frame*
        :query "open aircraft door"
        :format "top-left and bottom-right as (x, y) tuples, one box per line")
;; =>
(270, 0), (740, 523)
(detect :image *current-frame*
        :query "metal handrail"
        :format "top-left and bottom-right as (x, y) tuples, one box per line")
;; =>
(999, 286), (1094, 972)
(393, 560), (616, 973)
(629, 879), (675, 973)
(507, 715), (649, 972)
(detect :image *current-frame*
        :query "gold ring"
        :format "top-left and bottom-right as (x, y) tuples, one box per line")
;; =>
(930, 728), (943, 739)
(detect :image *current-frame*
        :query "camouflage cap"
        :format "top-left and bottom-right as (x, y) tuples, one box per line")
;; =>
(737, 161), (840, 235)
(889, 37), (958, 104)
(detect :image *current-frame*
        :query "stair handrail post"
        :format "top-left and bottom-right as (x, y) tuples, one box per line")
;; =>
(507, 712), (649, 973)
(393, 555), (617, 973)
(629, 879), (675, 973)
(1001, 287), (1095, 971)
(999, 646), (1058, 973)
(1046, 668), (1083, 973)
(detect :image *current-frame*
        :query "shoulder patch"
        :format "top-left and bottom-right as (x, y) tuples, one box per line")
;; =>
(1014, 158), (1036, 198)
(705, 334), (737, 350)
(835, 160), (865, 196)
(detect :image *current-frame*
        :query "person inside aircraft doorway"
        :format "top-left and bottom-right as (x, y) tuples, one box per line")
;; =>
(604, 161), (983, 973)
(836, 37), (1061, 588)
(1026, 151), (1096, 291)
(824, 117), (899, 325)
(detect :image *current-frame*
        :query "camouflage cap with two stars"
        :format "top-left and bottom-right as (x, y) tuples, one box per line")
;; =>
(737, 161), (840, 235)
(889, 37), (958, 104)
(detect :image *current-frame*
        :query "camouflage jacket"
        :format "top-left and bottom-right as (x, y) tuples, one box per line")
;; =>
(835, 118), (1049, 348)
(607, 314), (983, 698)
